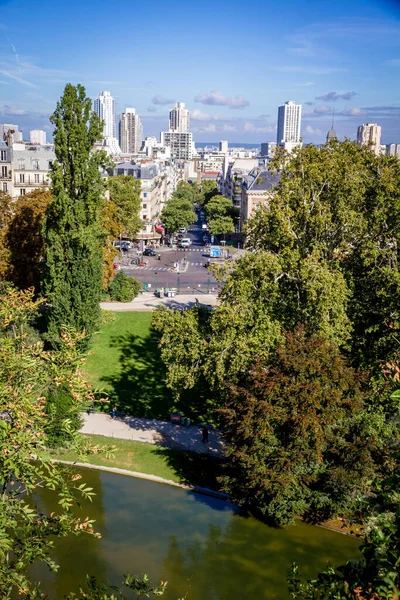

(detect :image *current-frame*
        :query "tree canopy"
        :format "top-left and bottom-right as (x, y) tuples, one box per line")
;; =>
(42, 83), (109, 346)
(107, 175), (142, 238)
(160, 182), (197, 233)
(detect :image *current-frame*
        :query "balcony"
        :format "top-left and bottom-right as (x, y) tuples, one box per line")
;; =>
(14, 177), (49, 187)
(0, 174), (11, 180)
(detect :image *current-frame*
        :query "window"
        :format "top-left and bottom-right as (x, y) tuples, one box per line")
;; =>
(143, 215), (147, 220)
(48, 161), (53, 169)
(33, 159), (39, 170)
(19, 173), (25, 183)
(34, 174), (40, 183)
(2, 183), (7, 192)
(1, 166), (7, 177)
(18, 159), (25, 170)
(143, 192), (147, 198)
(0, 150), (7, 161)
(142, 203), (147, 209)
(20, 189), (25, 196)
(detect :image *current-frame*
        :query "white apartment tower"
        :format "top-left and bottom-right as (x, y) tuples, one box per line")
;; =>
(357, 123), (382, 156)
(169, 102), (190, 133)
(30, 129), (46, 145)
(119, 108), (143, 154)
(94, 91), (115, 138)
(277, 101), (302, 152)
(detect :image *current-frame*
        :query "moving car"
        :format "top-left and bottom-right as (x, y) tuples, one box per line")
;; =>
(202, 223), (208, 230)
(178, 238), (192, 248)
(179, 227), (187, 234)
(143, 247), (157, 256)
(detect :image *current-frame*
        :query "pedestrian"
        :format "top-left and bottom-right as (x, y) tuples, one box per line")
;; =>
(111, 404), (117, 419)
(202, 425), (209, 443)
(158, 253), (161, 260)
(195, 297), (199, 305)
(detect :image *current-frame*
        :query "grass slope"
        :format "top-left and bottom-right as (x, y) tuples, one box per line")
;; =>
(55, 434), (222, 490)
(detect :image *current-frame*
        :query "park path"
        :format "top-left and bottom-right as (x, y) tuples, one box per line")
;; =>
(81, 413), (224, 457)
(100, 293), (218, 312)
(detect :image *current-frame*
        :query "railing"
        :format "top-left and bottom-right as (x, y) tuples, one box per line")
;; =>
(14, 178), (48, 186)
(0, 174), (11, 180)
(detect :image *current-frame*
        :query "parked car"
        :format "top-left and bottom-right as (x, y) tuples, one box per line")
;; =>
(178, 239), (191, 248)
(143, 247), (157, 256)
(179, 227), (187, 234)
(202, 223), (208, 230)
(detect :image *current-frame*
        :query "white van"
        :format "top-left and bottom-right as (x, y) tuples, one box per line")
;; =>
(179, 238), (192, 248)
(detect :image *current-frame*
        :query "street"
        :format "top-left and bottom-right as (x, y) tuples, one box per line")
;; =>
(120, 216), (222, 293)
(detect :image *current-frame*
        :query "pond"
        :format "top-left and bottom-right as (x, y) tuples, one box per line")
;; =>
(33, 468), (360, 599)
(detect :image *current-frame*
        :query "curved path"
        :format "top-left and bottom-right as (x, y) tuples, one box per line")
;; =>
(80, 413), (224, 457)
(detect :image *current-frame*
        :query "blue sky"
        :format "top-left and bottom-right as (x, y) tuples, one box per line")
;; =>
(0, 0), (400, 144)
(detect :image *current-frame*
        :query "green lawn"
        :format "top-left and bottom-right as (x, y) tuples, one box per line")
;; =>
(84, 311), (215, 422)
(54, 434), (222, 490)
(84, 312), (172, 418)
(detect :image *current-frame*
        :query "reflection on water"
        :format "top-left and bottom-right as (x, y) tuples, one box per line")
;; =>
(33, 469), (360, 599)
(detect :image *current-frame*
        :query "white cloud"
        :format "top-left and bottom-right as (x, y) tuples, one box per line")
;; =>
(202, 123), (217, 133)
(191, 109), (211, 121)
(152, 95), (175, 105)
(305, 125), (323, 135)
(313, 105), (332, 114)
(340, 107), (368, 116)
(222, 124), (236, 132)
(316, 91), (357, 101)
(194, 90), (249, 109)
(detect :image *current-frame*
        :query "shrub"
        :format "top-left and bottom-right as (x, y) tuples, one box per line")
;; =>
(100, 309), (117, 324)
(109, 270), (141, 302)
(44, 382), (82, 448)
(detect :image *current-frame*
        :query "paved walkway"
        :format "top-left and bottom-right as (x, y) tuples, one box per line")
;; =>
(81, 413), (224, 457)
(101, 293), (219, 312)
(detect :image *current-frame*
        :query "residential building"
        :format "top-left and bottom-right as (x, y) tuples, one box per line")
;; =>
(30, 129), (46, 145)
(0, 141), (12, 194)
(10, 142), (55, 198)
(0, 123), (23, 143)
(277, 101), (302, 152)
(357, 123), (381, 155)
(241, 167), (281, 228)
(169, 102), (190, 133)
(114, 160), (177, 237)
(219, 140), (228, 153)
(94, 91), (115, 138)
(160, 131), (193, 160)
(386, 143), (400, 157)
(221, 158), (259, 208)
(260, 142), (277, 157)
(119, 108), (143, 154)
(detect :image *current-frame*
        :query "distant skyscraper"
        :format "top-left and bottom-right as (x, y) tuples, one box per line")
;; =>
(357, 123), (382, 155)
(169, 102), (190, 133)
(30, 129), (46, 145)
(219, 140), (228, 153)
(119, 108), (143, 154)
(94, 91), (115, 138)
(277, 101), (302, 152)
(386, 143), (400, 157)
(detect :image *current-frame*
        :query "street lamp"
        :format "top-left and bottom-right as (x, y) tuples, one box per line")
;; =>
(154, 271), (158, 290)
(177, 272), (180, 292)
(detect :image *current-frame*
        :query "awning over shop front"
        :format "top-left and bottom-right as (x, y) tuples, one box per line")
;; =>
(134, 232), (162, 241)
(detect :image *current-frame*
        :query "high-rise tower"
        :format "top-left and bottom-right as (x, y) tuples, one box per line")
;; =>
(94, 91), (115, 139)
(277, 101), (302, 152)
(119, 108), (143, 154)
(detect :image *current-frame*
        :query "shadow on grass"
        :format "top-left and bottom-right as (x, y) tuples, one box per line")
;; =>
(153, 445), (225, 491)
(101, 326), (172, 418)
(99, 324), (218, 422)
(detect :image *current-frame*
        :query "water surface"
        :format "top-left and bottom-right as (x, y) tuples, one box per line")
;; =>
(33, 468), (360, 599)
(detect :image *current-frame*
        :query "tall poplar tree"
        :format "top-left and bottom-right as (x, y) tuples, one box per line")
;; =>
(42, 84), (108, 345)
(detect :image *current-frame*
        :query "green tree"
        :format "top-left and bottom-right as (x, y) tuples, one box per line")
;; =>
(208, 215), (235, 237)
(5, 189), (52, 292)
(205, 195), (233, 220)
(160, 197), (196, 234)
(198, 180), (218, 206)
(107, 175), (142, 238)
(42, 84), (108, 346)
(0, 191), (12, 281)
(0, 286), (99, 598)
(220, 327), (377, 526)
(109, 270), (141, 302)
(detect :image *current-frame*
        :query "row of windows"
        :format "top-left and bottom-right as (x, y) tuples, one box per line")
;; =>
(19, 174), (42, 183)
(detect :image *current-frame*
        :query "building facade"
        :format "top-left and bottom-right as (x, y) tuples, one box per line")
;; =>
(0, 124), (23, 143)
(160, 131), (193, 160)
(169, 102), (190, 133)
(357, 123), (381, 155)
(30, 129), (46, 145)
(94, 91), (115, 138)
(277, 101), (302, 152)
(119, 108), (143, 154)
(241, 168), (281, 228)
(0, 139), (55, 198)
(260, 142), (277, 157)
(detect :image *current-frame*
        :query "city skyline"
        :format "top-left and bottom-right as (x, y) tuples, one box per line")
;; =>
(0, 0), (400, 143)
